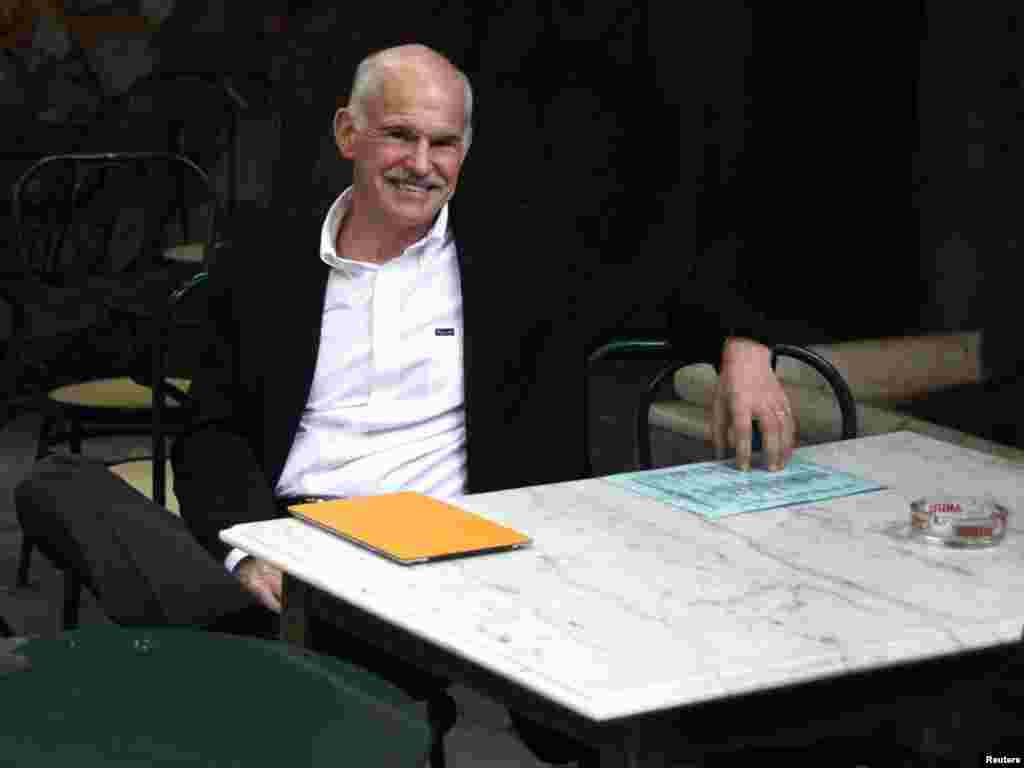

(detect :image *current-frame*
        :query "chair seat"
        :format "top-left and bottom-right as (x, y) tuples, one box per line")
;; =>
(48, 377), (191, 410)
(163, 242), (206, 264)
(108, 459), (180, 516)
(2, 625), (432, 767)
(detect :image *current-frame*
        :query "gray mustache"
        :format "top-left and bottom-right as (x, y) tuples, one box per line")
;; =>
(385, 172), (442, 190)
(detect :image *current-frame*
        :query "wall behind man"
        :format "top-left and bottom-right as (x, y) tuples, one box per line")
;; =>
(702, 4), (925, 343)
(718, 3), (1019, 342)
(152, 4), (1013, 346)
(915, 3), (1021, 336)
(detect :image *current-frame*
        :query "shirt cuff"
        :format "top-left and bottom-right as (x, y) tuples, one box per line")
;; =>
(224, 548), (250, 574)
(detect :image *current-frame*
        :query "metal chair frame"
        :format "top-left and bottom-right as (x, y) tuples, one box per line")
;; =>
(585, 338), (858, 473)
(6, 151), (214, 449)
(12, 151), (216, 280)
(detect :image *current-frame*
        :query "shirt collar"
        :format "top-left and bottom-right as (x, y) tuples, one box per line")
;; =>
(319, 187), (451, 272)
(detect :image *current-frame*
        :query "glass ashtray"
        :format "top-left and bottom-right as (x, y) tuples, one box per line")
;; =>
(910, 496), (1010, 548)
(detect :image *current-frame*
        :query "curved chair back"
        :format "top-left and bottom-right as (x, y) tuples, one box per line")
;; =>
(770, 344), (858, 440)
(586, 339), (859, 473)
(636, 344), (858, 470)
(11, 151), (217, 285)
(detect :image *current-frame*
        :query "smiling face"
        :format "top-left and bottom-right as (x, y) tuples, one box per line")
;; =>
(335, 52), (468, 241)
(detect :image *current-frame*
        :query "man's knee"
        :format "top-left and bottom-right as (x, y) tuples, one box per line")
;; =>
(16, 455), (97, 516)
(18, 454), (113, 495)
(14, 455), (163, 546)
(17, 455), (150, 511)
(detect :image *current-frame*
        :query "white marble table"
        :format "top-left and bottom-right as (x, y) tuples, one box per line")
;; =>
(221, 432), (1024, 766)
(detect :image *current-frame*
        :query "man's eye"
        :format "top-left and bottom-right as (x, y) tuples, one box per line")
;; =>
(386, 129), (416, 141)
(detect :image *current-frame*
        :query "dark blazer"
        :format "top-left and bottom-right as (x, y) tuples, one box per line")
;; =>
(172, 73), (779, 562)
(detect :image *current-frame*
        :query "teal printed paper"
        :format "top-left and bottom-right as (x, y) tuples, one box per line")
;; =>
(603, 460), (884, 519)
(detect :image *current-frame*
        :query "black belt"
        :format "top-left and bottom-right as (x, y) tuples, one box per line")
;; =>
(275, 495), (345, 513)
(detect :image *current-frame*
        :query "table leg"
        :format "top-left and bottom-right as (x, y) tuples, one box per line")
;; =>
(280, 572), (311, 647)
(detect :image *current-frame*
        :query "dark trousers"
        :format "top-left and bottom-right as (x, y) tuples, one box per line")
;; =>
(15, 455), (265, 632)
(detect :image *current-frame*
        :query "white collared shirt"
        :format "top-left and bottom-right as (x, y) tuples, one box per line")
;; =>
(225, 188), (466, 571)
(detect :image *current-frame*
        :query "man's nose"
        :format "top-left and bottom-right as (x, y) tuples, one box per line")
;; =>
(407, 137), (431, 174)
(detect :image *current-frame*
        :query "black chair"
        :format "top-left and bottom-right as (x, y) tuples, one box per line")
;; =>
(4, 152), (215, 457)
(585, 338), (858, 473)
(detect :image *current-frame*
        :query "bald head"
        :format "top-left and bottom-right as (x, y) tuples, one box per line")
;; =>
(348, 44), (473, 152)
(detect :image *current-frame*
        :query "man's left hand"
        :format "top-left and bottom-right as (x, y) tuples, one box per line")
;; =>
(711, 337), (795, 471)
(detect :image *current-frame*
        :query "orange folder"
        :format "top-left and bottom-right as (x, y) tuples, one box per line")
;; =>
(288, 492), (531, 564)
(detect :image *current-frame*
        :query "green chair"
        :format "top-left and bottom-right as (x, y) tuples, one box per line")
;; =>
(583, 336), (678, 476)
(1, 625), (432, 767)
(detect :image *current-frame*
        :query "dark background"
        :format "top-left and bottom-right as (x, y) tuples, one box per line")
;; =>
(217, 2), (1022, 342)
(3, 0), (1021, 344)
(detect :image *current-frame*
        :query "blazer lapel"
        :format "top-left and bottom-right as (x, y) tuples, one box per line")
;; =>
(451, 204), (477, 446)
(259, 210), (331, 484)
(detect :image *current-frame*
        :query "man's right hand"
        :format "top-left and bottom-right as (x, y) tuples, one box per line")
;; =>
(234, 556), (283, 613)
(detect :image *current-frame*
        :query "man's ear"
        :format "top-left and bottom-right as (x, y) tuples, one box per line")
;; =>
(334, 108), (357, 159)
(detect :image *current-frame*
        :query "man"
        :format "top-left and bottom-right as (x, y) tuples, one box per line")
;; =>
(172, 43), (795, 615)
